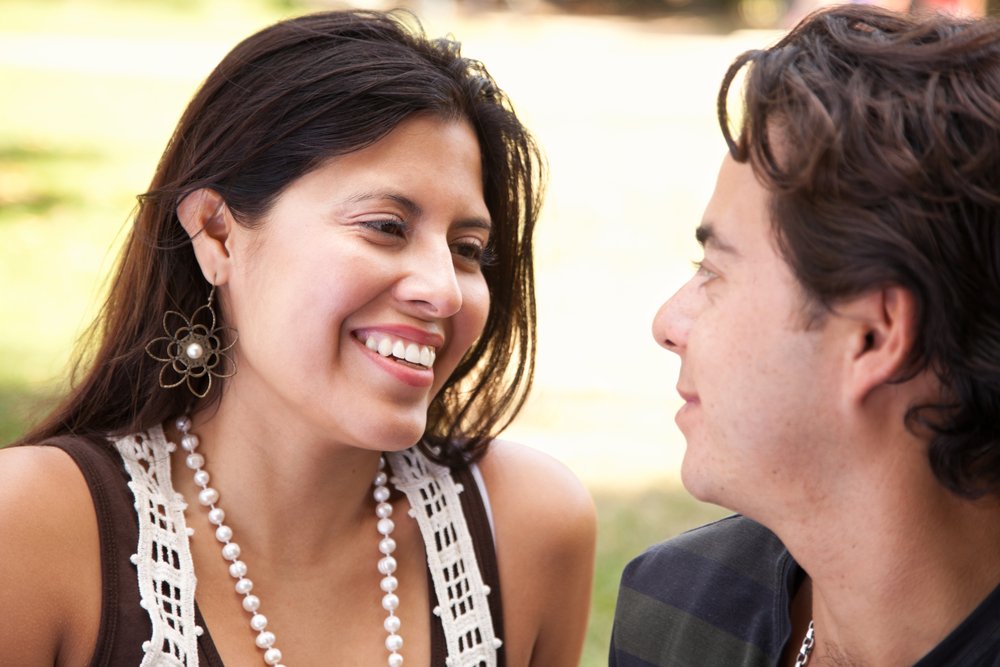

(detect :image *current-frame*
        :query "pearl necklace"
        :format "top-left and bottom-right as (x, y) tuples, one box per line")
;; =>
(175, 416), (404, 667)
(795, 620), (815, 666)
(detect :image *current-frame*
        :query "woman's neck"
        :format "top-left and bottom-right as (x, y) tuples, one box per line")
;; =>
(165, 399), (386, 567)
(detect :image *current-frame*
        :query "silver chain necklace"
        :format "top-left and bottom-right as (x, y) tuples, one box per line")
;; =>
(176, 415), (404, 667)
(795, 620), (815, 666)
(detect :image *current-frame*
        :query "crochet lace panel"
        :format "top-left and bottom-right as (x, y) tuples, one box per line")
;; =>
(388, 448), (501, 667)
(113, 426), (200, 667)
(114, 428), (497, 667)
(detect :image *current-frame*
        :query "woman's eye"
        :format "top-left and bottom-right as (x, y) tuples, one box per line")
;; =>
(453, 241), (483, 262)
(452, 240), (496, 267)
(362, 218), (407, 238)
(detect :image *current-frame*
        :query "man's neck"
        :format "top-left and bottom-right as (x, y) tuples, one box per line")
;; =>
(777, 466), (1000, 665)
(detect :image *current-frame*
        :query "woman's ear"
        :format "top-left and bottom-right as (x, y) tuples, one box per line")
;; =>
(177, 189), (233, 285)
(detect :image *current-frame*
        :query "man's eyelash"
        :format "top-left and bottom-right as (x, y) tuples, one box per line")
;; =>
(692, 259), (717, 279)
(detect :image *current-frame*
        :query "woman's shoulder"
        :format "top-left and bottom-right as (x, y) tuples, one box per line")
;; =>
(477, 439), (595, 531)
(0, 444), (102, 666)
(476, 440), (596, 667)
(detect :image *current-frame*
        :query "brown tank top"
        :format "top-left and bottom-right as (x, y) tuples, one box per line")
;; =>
(43, 436), (506, 666)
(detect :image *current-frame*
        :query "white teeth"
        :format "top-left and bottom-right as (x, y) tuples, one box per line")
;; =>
(405, 343), (420, 364)
(378, 338), (393, 357)
(363, 334), (437, 369)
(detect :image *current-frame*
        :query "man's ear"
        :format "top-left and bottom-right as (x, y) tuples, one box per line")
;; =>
(177, 188), (233, 285)
(839, 285), (919, 405)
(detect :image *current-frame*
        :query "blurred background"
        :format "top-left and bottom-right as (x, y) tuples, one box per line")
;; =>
(0, 0), (991, 664)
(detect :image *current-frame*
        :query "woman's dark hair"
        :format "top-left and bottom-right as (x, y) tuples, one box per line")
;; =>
(717, 6), (1000, 497)
(18, 10), (543, 466)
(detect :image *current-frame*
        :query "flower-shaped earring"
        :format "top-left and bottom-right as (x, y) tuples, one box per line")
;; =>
(145, 284), (238, 398)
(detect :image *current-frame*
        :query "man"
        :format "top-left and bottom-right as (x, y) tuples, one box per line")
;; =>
(610, 6), (1000, 666)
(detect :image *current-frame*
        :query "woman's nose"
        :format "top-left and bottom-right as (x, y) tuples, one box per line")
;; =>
(394, 241), (464, 318)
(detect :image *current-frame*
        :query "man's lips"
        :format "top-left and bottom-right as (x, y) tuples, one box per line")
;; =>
(677, 387), (699, 403)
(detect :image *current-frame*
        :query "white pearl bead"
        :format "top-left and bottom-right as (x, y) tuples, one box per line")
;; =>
(181, 433), (199, 451)
(198, 487), (219, 506)
(175, 416), (191, 432)
(376, 502), (393, 519)
(374, 471), (388, 487)
(221, 542), (241, 560)
(215, 525), (233, 542)
(255, 630), (275, 649)
(380, 575), (398, 592)
(379, 537), (396, 554)
(208, 508), (225, 525)
(388, 653), (404, 667)
(235, 578), (253, 595)
(378, 556), (397, 575)
(193, 470), (210, 487)
(373, 486), (391, 503)
(384, 614), (401, 633)
(382, 593), (399, 611)
(228, 560), (247, 578)
(242, 594), (261, 612)
(250, 613), (268, 631)
(385, 633), (404, 651)
(377, 518), (395, 535)
(186, 342), (204, 360)
(186, 453), (205, 470)
(264, 647), (283, 665)
(379, 456), (386, 470)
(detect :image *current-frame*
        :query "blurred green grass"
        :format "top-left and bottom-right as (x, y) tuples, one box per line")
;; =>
(0, 2), (731, 664)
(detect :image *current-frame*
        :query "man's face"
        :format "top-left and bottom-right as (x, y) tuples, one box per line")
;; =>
(652, 155), (844, 517)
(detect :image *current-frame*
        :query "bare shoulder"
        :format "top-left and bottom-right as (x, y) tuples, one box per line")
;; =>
(0, 445), (101, 666)
(477, 439), (596, 540)
(476, 440), (596, 667)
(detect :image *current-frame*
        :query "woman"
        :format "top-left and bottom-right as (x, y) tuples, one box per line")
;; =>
(0, 10), (595, 667)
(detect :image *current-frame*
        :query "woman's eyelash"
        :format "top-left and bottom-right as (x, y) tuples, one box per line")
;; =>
(478, 246), (498, 267)
(452, 242), (498, 268)
(363, 218), (407, 237)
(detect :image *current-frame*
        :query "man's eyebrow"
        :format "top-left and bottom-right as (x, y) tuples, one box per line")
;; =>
(695, 222), (740, 255)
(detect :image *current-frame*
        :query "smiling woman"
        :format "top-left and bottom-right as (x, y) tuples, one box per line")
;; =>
(0, 10), (595, 667)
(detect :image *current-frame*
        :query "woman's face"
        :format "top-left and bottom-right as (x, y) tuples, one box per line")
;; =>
(219, 115), (492, 450)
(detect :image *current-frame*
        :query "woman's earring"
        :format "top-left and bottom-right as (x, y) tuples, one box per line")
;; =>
(145, 283), (238, 399)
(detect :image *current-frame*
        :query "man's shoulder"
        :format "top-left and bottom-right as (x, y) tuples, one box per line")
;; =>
(622, 513), (788, 593)
(611, 514), (794, 667)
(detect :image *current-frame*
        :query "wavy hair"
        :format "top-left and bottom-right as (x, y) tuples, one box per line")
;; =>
(718, 6), (1000, 497)
(19, 10), (544, 466)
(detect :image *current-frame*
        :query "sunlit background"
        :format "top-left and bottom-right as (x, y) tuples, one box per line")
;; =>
(0, 0), (989, 663)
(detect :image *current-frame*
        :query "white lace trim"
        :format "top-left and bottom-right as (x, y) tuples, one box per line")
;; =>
(388, 448), (500, 667)
(115, 429), (498, 667)
(113, 426), (200, 667)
